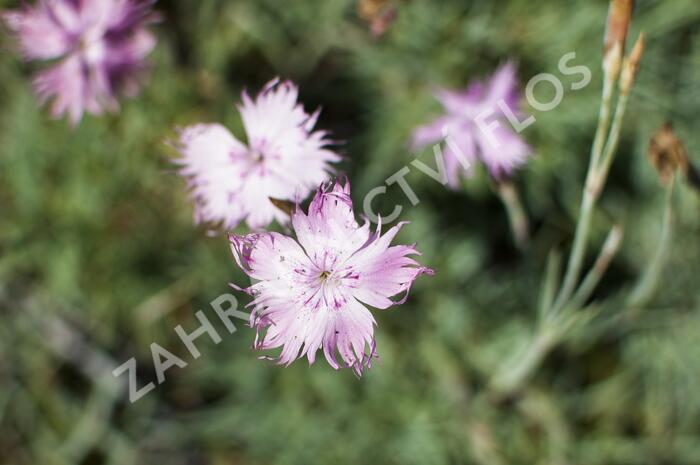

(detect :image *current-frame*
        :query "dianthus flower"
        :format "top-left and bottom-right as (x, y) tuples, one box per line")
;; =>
(3, 0), (158, 124)
(412, 62), (532, 184)
(230, 180), (433, 375)
(175, 79), (340, 230)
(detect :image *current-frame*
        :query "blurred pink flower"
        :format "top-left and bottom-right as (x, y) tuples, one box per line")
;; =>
(412, 62), (532, 184)
(174, 79), (340, 230)
(230, 179), (433, 375)
(2, 0), (157, 125)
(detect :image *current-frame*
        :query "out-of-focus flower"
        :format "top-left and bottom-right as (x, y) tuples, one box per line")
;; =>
(2, 0), (158, 125)
(357, 0), (398, 38)
(174, 79), (340, 230)
(230, 179), (433, 375)
(411, 62), (532, 185)
(648, 122), (690, 186)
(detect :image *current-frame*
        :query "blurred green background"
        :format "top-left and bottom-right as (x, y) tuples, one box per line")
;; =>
(1, 1), (700, 464)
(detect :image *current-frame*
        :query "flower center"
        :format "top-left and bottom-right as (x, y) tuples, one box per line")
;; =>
(79, 32), (105, 63)
(250, 150), (264, 163)
(319, 270), (331, 281)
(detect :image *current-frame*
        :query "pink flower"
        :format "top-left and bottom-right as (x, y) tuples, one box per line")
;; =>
(174, 79), (340, 230)
(412, 62), (532, 184)
(2, 0), (157, 125)
(230, 179), (433, 375)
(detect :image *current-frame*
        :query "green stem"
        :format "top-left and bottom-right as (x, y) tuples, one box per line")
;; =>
(557, 92), (631, 313)
(627, 182), (675, 309)
(596, 92), (630, 184)
(568, 224), (624, 311)
(552, 77), (617, 313)
(588, 77), (617, 185)
(488, 35), (642, 398)
(538, 250), (562, 321)
(489, 327), (556, 398)
(553, 192), (596, 312)
(497, 180), (530, 250)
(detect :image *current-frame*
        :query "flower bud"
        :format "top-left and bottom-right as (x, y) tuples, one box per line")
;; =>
(648, 122), (689, 186)
(358, 0), (398, 37)
(603, 0), (634, 80)
(620, 32), (646, 95)
(604, 0), (634, 54)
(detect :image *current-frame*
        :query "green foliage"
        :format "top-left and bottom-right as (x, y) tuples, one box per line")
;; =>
(1, 0), (700, 464)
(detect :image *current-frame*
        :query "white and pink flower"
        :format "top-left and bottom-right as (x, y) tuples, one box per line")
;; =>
(412, 62), (532, 184)
(230, 179), (433, 376)
(2, 0), (158, 124)
(174, 79), (340, 230)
